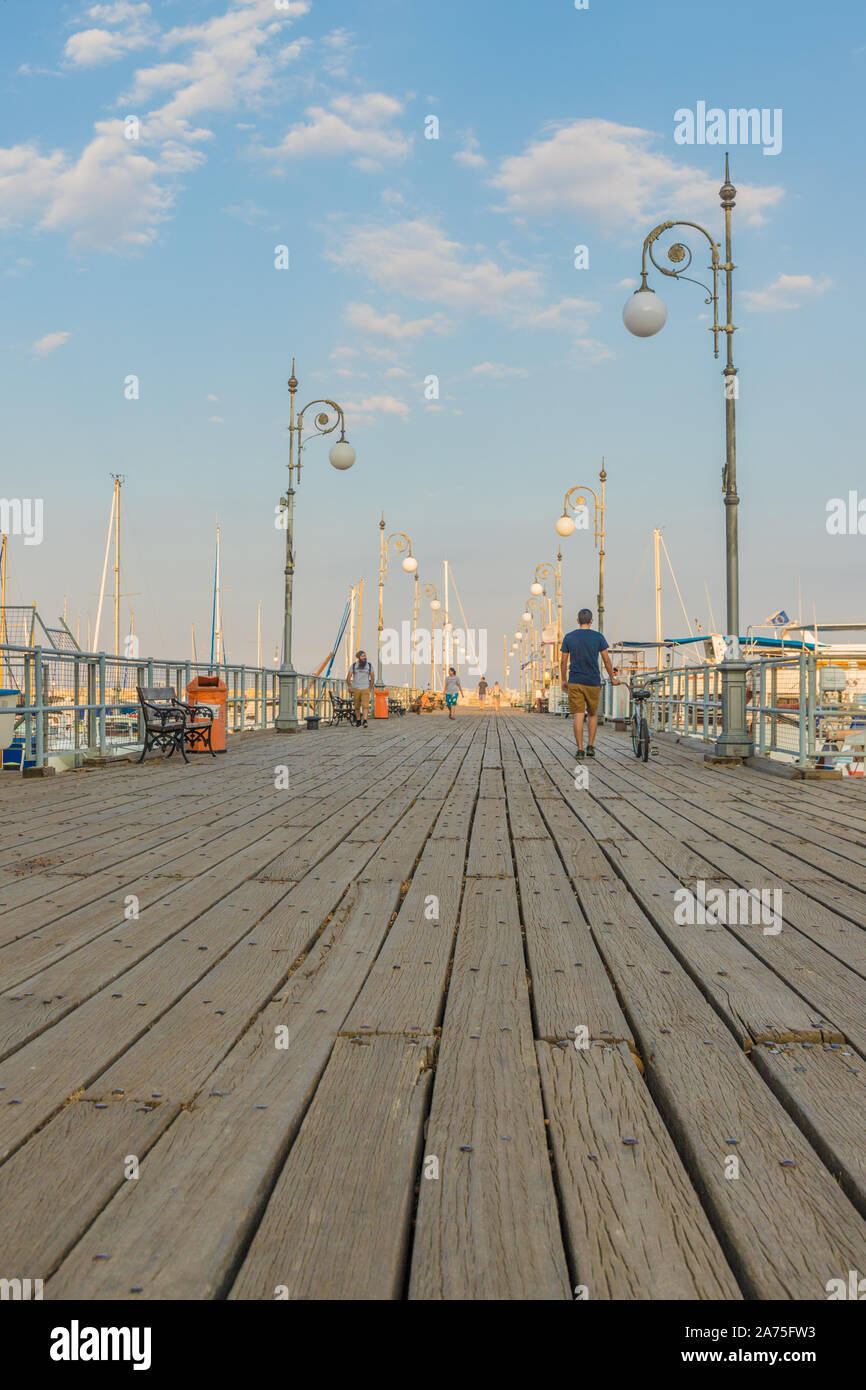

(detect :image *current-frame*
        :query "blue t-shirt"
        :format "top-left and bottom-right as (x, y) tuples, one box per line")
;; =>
(561, 628), (608, 687)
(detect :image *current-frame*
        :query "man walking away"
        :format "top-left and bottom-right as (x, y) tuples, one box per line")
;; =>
(477, 676), (488, 707)
(560, 609), (619, 759)
(348, 650), (374, 727)
(490, 680), (502, 713)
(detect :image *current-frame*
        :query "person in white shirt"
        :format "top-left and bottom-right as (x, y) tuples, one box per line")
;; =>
(347, 650), (374, 727)
(444, 667), (462, 720)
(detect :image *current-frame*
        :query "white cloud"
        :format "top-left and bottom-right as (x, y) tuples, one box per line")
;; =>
(64, 4), (156, 68)
(222, 199), (276, 228)
(40, 119), (174, 248)
(492, 118), (784, 228)
(471, 361), (527, 378)
(1, 0), (311, 250)
(209, 415), (225, 424)
(346, 301), (451, 340)
(258, 92), (410, 170)
(524, 296), (599, 333)
(572, 337), (616, 366)
(384, 366), (410, 378)
(454, 134), (486, 169)
(31, 330), (70, 356)
(320, 27), (355, 77)
(342, 393), (409, 424)
(329, 218), (543, 316)
(0, 145), (67, 228)
(740, 273), (832, 312)
(206, 393), (218, 401)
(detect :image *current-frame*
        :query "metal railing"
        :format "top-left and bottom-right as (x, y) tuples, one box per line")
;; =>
(0, 643), (411, 769)
(638, 652), (866, 768)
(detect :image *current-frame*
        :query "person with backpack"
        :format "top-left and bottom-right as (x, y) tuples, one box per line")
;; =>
(559, 609), (620, 759)
(490, 680), (502, 713)
(477, 676), (488, 707)
(444, 667), (462, 720)
(347, 650), (374, 727)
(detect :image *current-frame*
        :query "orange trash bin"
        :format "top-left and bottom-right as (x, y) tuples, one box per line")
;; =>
(187, 674), (228, 752)
(373, 686), (390, 719)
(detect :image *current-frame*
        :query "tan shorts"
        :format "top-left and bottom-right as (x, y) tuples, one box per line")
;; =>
(567, 683), (601, 716)
(352, 688), (371, 716)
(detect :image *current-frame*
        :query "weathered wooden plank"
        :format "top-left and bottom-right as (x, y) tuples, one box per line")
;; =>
(44, 875), (416, 1299)
(539, 812), (866, 1297)
(478, 768), (504, 799)
(465, 797), (512, 879)
(537, 1041), (741, 1299)
(230, 1034), (434, 1299)
(0, 1097), (180, 1279)
(751, 1040), (866, 1214)
(512, 836), (632, 1044)
(409, 879), (571, 1300)
(343, 839), (465, 1036)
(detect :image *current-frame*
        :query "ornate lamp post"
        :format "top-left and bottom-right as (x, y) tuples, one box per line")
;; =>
(524, 596), (545, 690)
(529, 557), (562, 648)
(276, 360), (355, 731)
(556, 460), (606, 635)
(378, 516), (417, 687)
(411, 570), (420, 698)
(424, 583), (440, 691)
(622, 155), (750, 758)
(513, 628), (524, 700)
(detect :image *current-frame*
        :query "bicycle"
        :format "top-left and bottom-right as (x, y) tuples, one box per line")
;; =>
(630, 685), (652, 762)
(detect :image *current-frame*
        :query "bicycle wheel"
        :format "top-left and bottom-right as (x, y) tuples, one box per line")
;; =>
(639, 717), (650, 762)
(631, 713), (642, 757)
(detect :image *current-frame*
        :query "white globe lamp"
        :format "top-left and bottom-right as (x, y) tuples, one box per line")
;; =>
(328, 439), (356, 470)
(622, 285), (667, 338)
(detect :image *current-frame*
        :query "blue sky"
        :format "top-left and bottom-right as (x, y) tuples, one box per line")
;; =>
(1, 0), (864, 680)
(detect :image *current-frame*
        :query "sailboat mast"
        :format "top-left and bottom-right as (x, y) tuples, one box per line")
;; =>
(210, 527), (218, 668)
(215, 525), (222, 667)
(94, 480), (117, 652)
(112, 474), (123, 659)
(347, 586), (356, 675)
(0, 534), (6, 685)
(654, 528), (662, 671)
(443, 558), (449, 678)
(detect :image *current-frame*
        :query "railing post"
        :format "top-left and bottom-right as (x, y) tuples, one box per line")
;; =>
(808, 651), (818, 765)
(33, 647), (45, 768)
(98, 653), (107, 756)
(756, 661), (765, 756)
(797, 650), (808, 768)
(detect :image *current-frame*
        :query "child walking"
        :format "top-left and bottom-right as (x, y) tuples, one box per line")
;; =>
(444, 667), (463, 720)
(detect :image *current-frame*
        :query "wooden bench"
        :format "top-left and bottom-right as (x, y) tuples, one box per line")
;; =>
(136, 686), (215, 764)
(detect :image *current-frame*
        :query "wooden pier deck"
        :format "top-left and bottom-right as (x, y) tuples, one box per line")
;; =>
(1, 710), (865, 1301)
